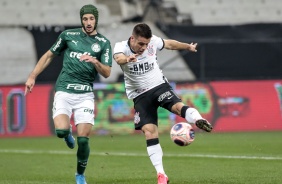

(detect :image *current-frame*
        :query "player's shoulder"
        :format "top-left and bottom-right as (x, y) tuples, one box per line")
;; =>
(95, 32), (111, 44)
(62, 28), (82, 36)
(151, 35), (162, 42)
(150, 35), (164, 49)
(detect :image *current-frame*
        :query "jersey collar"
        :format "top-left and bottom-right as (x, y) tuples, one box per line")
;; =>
(127, 37), (136, 54)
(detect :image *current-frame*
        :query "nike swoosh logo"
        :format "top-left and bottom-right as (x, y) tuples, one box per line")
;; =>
(167, 95), (174, 99)
(149, 153), (155, 157)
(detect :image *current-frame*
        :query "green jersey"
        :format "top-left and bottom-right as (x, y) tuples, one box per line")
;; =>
(50, 28), (112, 94)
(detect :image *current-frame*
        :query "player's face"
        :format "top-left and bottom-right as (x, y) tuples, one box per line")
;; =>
(82, 14), (96, 35)
(131, 36), (151, 55)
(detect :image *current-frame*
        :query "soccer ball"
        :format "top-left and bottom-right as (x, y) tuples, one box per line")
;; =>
(170, 122), (195, 146)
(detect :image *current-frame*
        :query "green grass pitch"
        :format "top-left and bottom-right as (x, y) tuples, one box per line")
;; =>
(1, 131), (282, 184)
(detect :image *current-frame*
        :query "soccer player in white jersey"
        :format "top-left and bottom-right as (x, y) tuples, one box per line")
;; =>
(24, 4), (112, 184)
(113, 23), (213, 184)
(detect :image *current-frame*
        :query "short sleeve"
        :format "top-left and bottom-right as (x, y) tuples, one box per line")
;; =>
(152, 35), (164, 50)
(49, 31), (67, 55)
(113, 41), (125, 55)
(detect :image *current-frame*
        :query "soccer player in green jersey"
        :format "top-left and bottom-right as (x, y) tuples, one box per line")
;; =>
(24, 4), (112, 184)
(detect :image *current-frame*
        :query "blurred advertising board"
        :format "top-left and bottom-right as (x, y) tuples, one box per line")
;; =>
(0, 80), (282, 137)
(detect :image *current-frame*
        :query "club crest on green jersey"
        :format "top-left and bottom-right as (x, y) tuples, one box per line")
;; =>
(91, 43), (101, 52)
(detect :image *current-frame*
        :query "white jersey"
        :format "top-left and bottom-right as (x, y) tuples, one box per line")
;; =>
(114, 35), (166, 99)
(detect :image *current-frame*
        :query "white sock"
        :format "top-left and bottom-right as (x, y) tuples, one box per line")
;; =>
(185, 107), (203, 123)
(147, 143), (165, 174)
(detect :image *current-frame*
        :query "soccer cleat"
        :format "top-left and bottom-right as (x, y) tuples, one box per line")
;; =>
(75, 173), (87, 184)
(64, 125), (75, 149)
(157, 173), (169, 184)
(195, 119), (213, 132)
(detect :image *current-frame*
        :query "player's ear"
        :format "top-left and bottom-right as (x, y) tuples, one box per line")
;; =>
(130, 35), (135, 41)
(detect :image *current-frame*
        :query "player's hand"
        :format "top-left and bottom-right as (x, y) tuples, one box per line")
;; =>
(80, 55), (98, 64)
(127, 54), (138, 63)
(189, 42), (197, 52)
(25, 78), (35, 96)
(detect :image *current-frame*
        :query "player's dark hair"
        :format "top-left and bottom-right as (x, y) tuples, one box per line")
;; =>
(132, 23), (152, 39)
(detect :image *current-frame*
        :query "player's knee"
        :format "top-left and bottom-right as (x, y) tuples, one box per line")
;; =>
(77, 137), (89, 147)
(55, 129), (70, 138)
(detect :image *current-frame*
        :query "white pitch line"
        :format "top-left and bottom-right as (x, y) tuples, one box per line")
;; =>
(0, 149), (282, 160)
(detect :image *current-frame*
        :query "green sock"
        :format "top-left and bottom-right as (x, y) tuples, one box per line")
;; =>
(77, 137), (90, 175)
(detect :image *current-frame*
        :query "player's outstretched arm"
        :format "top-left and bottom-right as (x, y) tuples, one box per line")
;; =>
(113, 53), (138, 65)
(164, 39), (197, 52)
(25, 50), (55, 95)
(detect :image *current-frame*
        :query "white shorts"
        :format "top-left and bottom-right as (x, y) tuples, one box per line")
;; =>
(52, 91), (95, 125)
